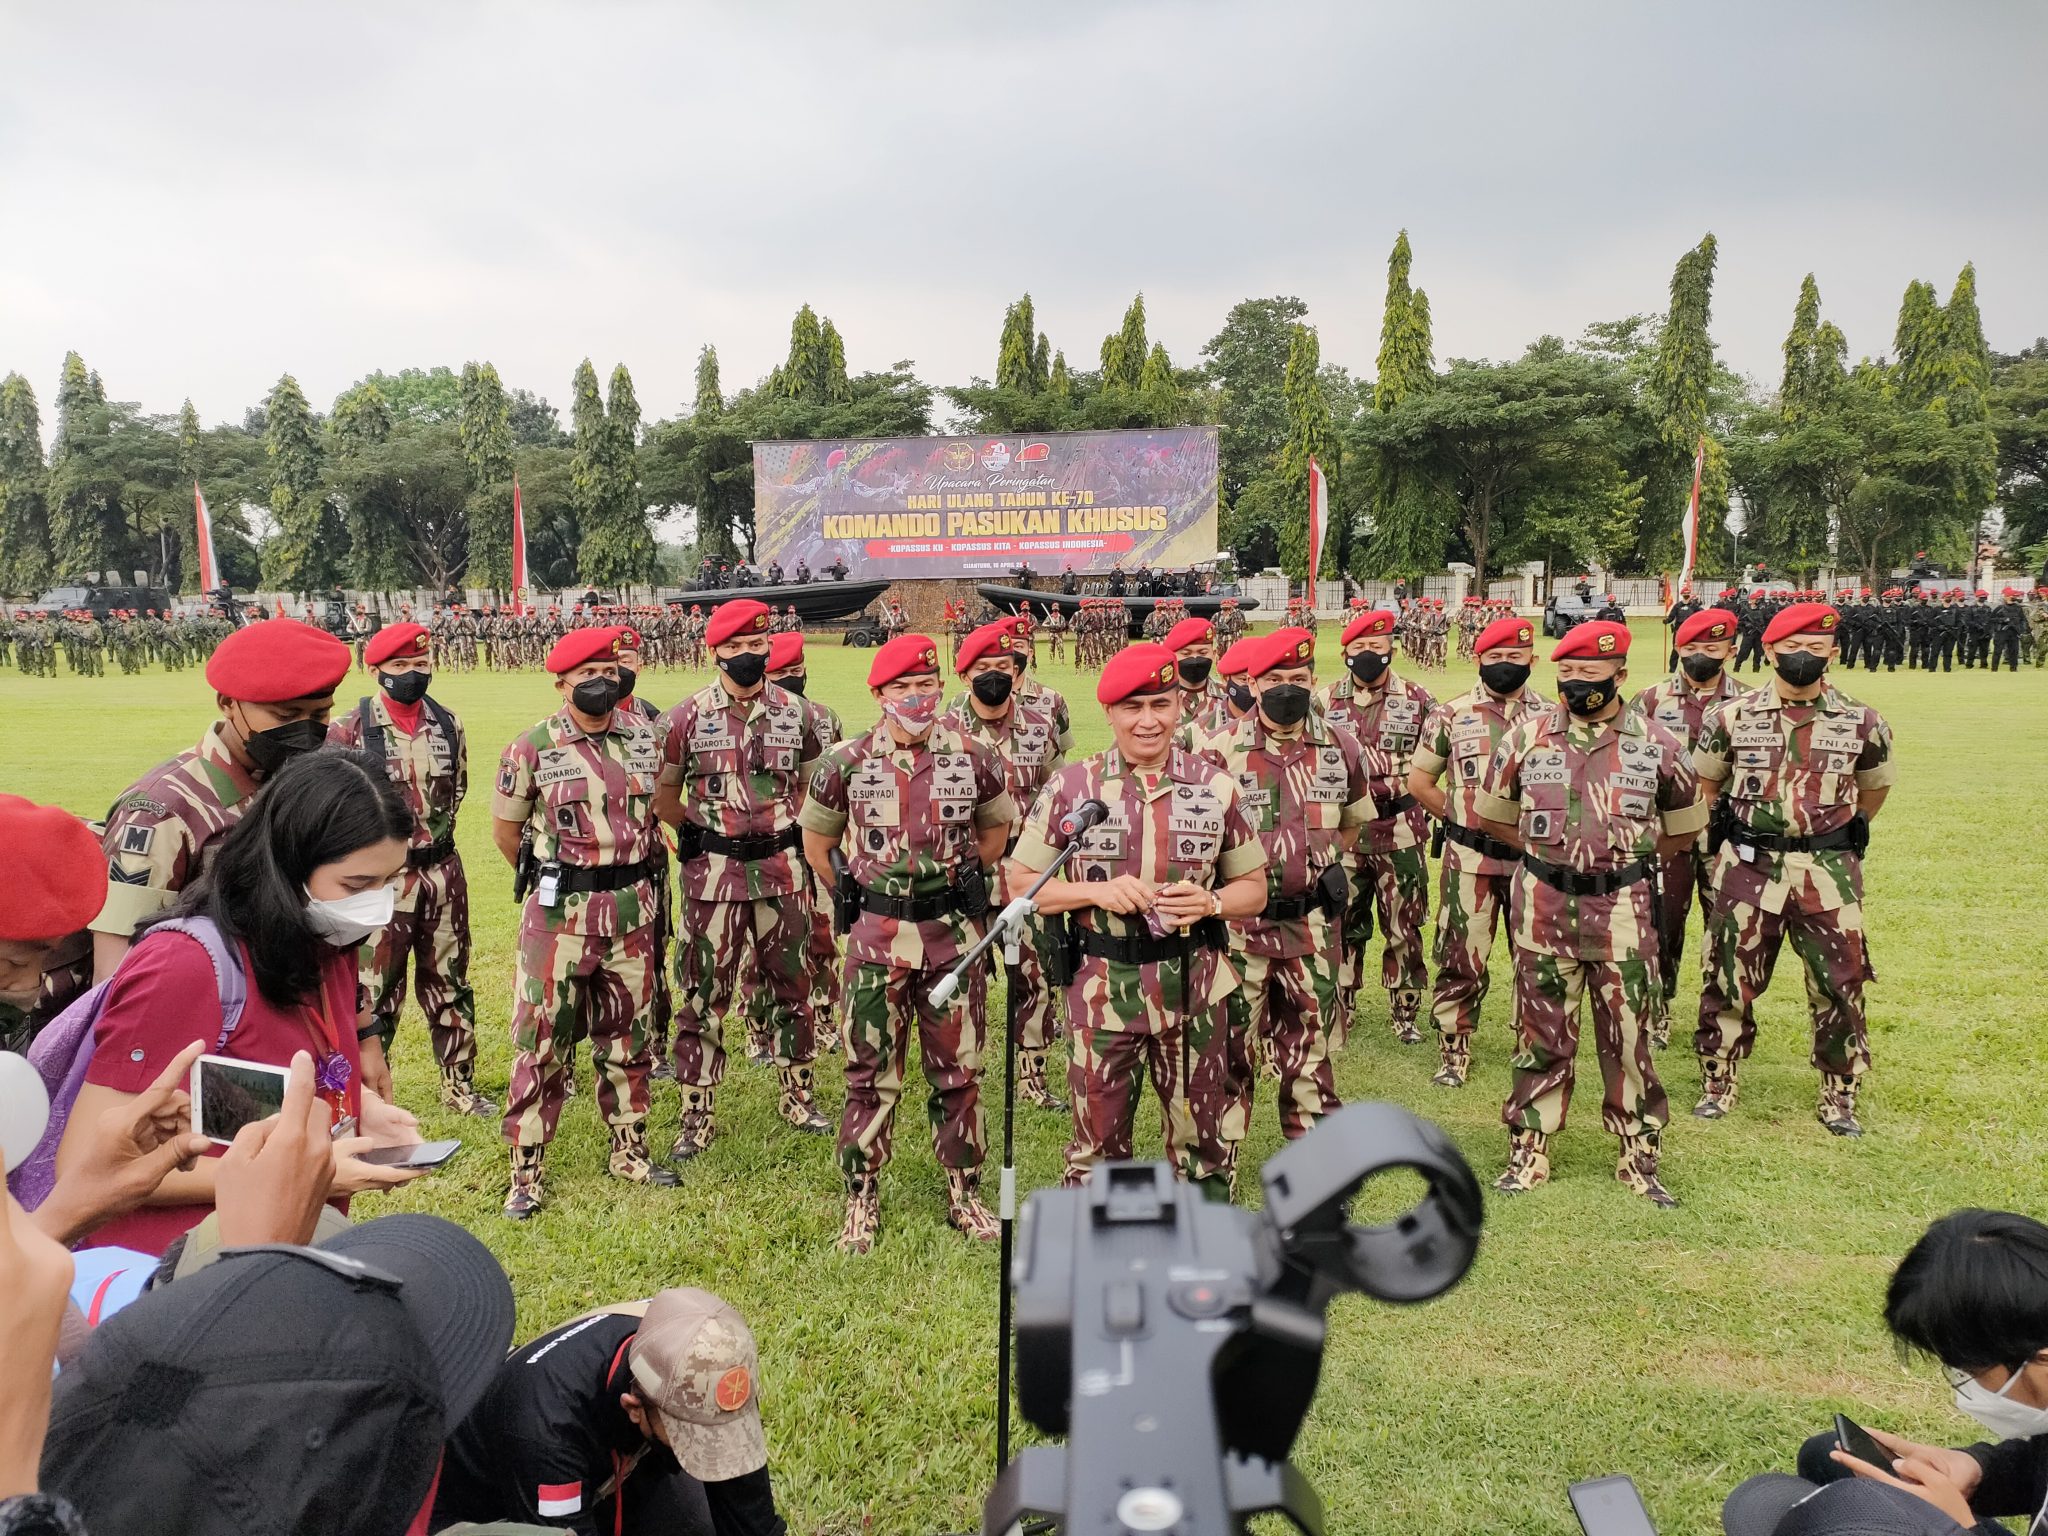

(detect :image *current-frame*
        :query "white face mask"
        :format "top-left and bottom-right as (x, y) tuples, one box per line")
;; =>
(1954, 1361), (2048, 1441)
(303, 884), (396, 948)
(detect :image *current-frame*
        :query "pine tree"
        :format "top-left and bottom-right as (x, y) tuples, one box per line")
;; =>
(1942, 263), (1992, 425)
(577, 363), (654, 586)
(1030, 331), (1050, 393)
(1651, 233), (1718, 453)
(818, 318), (850, 402)
(1892, 279), (1945, 412)
(782, 305), (824, 400)
(49, 351), (124, 576)
(996, 294), (1037, 394)
(259, 374), (331, 591)
(0, 373), (52, 592)
(1780, 274), (1822, 421)
(1138, 341), (1179, 425)
(1100, 294), (1147, 397)
(1374, 230), (1434, 411)
(1047, 350), (1072, 412)
(1277, 324), (1335, 578)
(460, 362), (515, 588)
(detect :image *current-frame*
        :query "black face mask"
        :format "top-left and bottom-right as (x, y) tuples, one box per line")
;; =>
(1228, 683), (1254, 714)
(1680, 654), (1725, 684)
(1177, 656), (1213, 686)
(1478, 661), (1531, 697)
(1559, 677), (1619, 718)
(614, 665), (637, 700)
(1773, 651), (1828, 688)
(970, 671), (1015, 708)
(1011, 648), (1031, 670)
(378, 670), (430, 706)
(1259, 683), (1312, 728)
(718, 651), (768, 690)
(1348, 651), (1388, 686)
(569, 677), (621, 716)
(779, 673), (807, 697)
(236, 715), (328, 774)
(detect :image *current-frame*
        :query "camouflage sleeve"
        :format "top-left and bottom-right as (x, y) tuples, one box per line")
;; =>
(969, 742), (1018, 830)
(490, 733), (539, 823)
(1213, 776), (1268, 882)
(796, 746), (852, 838)
(1473, 724), (1527, 825)
(1690, 700), (1734, 783)
(93, 794), (195, 936)
(656, 698), (692, 788)
(325, 713), (360, 749)
(1337, 727), (1377, 828)
(1409, 701), (1452, 778)
(1855, 707), (1898, 791)
(1652, 723), (1708, 836)
(798, 705), (827, 775)
(1009, 768), (1071, 873)
(453, 715), (469, 812)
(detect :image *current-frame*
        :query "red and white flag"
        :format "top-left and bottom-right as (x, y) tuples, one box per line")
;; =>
(534, 1482), (582, 1519)
(1306, 454), (1329, 603)
(1678, 435), (1704, 595)
(510, 476), (529, 614)
(192, 482), (221, 591)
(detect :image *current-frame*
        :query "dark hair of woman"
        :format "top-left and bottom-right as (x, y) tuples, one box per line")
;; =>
(145, 750), (409, 1008)
(1886, 1208), (2048, 1373)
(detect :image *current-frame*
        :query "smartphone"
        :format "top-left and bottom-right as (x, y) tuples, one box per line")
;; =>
(1568, 1475), (1659, 1536)
(1835, 1413), (1898, 1470)
(357, 1139), (462, 1170)
(191, 1054), (292, 1145)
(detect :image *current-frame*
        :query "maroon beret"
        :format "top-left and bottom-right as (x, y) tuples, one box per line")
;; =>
(1163, 616), (1214, 651)
(0, 795), (106, 941)
(868, 633), (941, 687)
(1097, 643), (1180, 705)
(1550, 620), (1631, 661)
(205, 618), (350, 702)
(1475, 615), (1535, 654)
(1761, 602), (1840, 646)
(705, 599), (773, 648)
(363, 622), (431, 668)
(1244, 626), (1316, 678)
(1675, 607), (1738, 646)
(954, 622), (1015, 675)
(545, 625), (622, 675)
(1342, 610), (1397, 643)
(767, 632), (804, 671)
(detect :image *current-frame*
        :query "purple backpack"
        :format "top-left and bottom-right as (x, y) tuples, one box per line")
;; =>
(7, 916), (246, 1211)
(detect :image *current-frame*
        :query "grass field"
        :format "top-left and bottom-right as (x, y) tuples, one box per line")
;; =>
(5, 624), (2045, 1536)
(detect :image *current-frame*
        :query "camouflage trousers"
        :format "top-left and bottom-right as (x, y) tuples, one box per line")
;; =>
(1341, 845), (1431, 1004)
(1694, 895), (1873, 1077)
(503, 922), (657, 1147)
(1657, 840), (1716, 1005)
(836, 961), (986, 1180)
(1226, 949), (1341, 1141)
(357, 852), (476, 1068)
(646, 846), (674, 1045)
(1061, 952), (1239, 1188)
(1428, 859), (1514, 1040)
(743, 868), (842, 1045)
(1008, 921), (1060, 1051)
(1503, 946), (1669, 1137)
(673, 894), (816, 1085)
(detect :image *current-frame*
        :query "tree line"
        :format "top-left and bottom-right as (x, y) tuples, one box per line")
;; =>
(0, 238), (2038, 599)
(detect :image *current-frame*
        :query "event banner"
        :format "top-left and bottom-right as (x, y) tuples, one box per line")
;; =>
(752, 426), (1219, 579)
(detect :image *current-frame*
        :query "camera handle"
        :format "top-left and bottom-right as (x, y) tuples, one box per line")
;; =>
(984, 1445), (1324, 1536)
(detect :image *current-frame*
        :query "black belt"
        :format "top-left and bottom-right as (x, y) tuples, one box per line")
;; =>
(547, 858), (654, 894)
(407, 835), (457, 870)
(1262, 892), (1319, 920)
(1521, 854), (1652, 898)
(1371, 793), (1419, 821)
(858, 886), (959, 922)
(1726, 820), (1861, 855)
(690, 825), (801, 861)
(1077, 917), (1227, 965)
(1440, 820), (1521, 863)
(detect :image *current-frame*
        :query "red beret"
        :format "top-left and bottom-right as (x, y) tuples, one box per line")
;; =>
(1245, 626), (1316, 678)
(614, 625), (643, 652)
(1550, 620), (1631, 661)
(0, 794), (107, 941)
(205, 617), (350, 702)
(767, 631), (805, 671)
(1474, 615), (1535, 654)
(1162, 616), (1214, 651)
(705, 599), (773, 648)
(1097, 642), (1180, 705)
(954, 621), (1014, 674)
(868, 633), (941, 688)
(1761, 602), (1840, 646)
(1675, 607), (1738, 646)
(545, 625), (623, 675)
(363, 622), (432, 667)
(1215, 638), (1253, 678)
(1342, 610), (1396, 643)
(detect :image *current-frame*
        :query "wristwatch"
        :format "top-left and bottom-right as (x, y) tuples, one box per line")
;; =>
(1207, 889), (1223, 919)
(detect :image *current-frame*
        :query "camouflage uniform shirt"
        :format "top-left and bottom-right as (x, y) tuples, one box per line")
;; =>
(94, 721), (261, 937)
(657, 681), (825, 902)
(1410, 683), (1551, 877)
(1477, 707), (1707, 961)
(1627, 670), (1748, 752)
(327, 694), (467, 910)
(1321, 672), (1437, 853)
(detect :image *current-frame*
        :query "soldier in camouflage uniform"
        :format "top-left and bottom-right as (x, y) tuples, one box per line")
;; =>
(92, 619), (350, 990)
(1041, 602), (1067, 662)
(1624, 606), (1747, 1046)
(1690, 601), (1895, 1136)
(1476, 620), (1705, 1205)
(492, 625), (680, 1217)
(603, 624), (675, 1081)
(655, 599), (832, 1156)
(325, 621), (490, 1114)
(1006, 616), (1075, 752)
(1407, 612), (1549, 1087)
(940, 620), (1069, 1110)
(800, 633), (1017, 1253)
(1009, 642), (1268, 1193)
(1322, 609), (1436, 1043)
(1164, 615), (1231, 725)
(1204, 628), (1373, 1144)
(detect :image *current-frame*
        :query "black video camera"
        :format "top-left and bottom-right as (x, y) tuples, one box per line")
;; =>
(985, 1102), (1482, 1536)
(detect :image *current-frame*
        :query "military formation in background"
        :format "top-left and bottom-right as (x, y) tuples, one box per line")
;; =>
(1665, 584), (2048, 673)
(0, 571), (1934, 1229)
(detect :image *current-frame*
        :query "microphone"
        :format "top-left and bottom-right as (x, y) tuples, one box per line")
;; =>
(1058, 798), (1109, 838)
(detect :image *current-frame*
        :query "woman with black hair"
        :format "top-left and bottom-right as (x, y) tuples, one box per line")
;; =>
(1724, 1209), (2048, 1536)
(56, 751), (424, 1255)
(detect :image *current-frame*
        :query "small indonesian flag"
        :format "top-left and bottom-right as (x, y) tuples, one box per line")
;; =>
(535, 1481), (583, 1518)
(511, 476), (529, 615)
(1306, 454), (1329, 589)
(193, 482), (221, 591)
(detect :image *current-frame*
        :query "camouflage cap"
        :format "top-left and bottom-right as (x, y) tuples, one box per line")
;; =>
(628, 1288), (768, 1482)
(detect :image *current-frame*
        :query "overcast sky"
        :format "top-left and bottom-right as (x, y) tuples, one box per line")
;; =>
(2, 0), (2041, 434)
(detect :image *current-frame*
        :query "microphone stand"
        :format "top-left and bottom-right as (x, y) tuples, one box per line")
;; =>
(929, 838), (1088, 1477)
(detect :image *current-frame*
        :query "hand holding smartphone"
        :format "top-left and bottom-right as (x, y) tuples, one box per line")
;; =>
(1835, 1413), (1900, 1471)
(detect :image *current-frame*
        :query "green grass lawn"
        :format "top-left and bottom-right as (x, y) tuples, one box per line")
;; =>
(5, 623), (2044, 1535)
